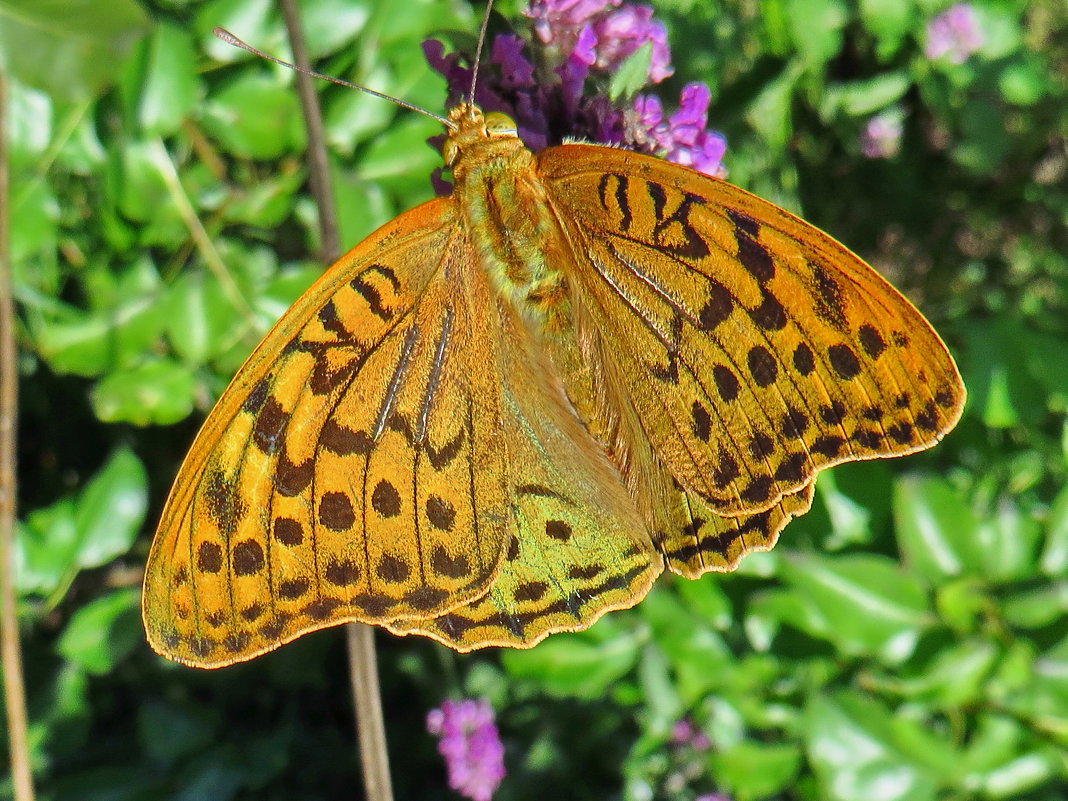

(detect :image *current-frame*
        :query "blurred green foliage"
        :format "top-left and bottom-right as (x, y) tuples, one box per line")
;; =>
(3, 0), (1068, 799)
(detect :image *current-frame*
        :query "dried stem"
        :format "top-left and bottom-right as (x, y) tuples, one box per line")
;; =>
(276, 3), (394, 799)
(346, 624), (394, 801)
(0, 72), (38, 801)
(278, 0), (340, 264)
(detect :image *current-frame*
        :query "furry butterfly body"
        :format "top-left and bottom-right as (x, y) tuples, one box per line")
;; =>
(143, 104), (964, 667)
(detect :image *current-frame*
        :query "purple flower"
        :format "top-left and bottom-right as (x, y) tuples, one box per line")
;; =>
(492, 34), (536, 88)
(628, 83), (727, 177)
(670, 717), (713, 751)
(527, 0), (621, 47)
(525, 0), (672, 88)
(427, 699), (505, 801)
(860, 111), (904, 159)
(925, 4), (984, 64)
(589, 4), (673, 82)
(424, 0), (727, 177)
(694, 795), (732, 801)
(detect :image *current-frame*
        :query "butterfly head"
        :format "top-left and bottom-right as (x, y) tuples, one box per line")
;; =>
(442, 103), (523, 170)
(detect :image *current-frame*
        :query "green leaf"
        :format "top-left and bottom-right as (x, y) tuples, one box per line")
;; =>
(131, 22), (200, 136)
(14, 448), (149, 602)
(299, 0), (372, 57)
(979, 751), (1062, 799)
(975, 497), (1043, 582)
(1041, 484), (1068, 576)
(894, 474), (982, 582)
(196, 0), (280, 64)
(822, 72), (911, 118)
(501, 622), (642, 699)
(72, 447), (148, 569)
(959, 318), (1050, 430)
(10, 171), (59, 265)
(1002, 582), (1068, 630)
(6, 80), (53, 168)
(640, 586), (733, 704)
(745, 587), (829, 650)
(166, 269), (244, 365)
(746, 63), (802, 150)
(784, 0), (846, 69)
(673, 573), (732, 630)
(805, 692), (940, 801)
(329, 162), (396, 249)
(858, 0), (916, 59)
(608, 41), (653, 102)
(638, 643), (682, 728)
(998, 58), (1050, 107)
(709, 740), (802, 801)
(15, 499), (79, 596)
(971, 3), (1024, 60)
(259, 264), (323, 319)
(779, 552), (931, 661)
(816, 469), (873, 550)
(110, 139), (185, 241)
(1033, 636), (1068, 711)
(32, 306), (135, 377)
(355, 113), (439, 188)
(0, 0), (150, 101)
(91, 358), (197, 425)
(324, 72), (398, 156)
(222, 167), (304, 228)
(959, 714), (1028, 775)
(57, 588), (141, 675)
(201, 73), (306, 159)
(893, 638), (999, 707)
(935, 577), (989, 633)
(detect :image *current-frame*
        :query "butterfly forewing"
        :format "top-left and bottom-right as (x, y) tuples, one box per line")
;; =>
(539, 145), (965, 519)
(144, 199), (515, 667)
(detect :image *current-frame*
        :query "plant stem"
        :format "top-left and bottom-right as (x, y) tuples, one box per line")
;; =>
(346, 624), (395, 801)
(0, 72), (38, 801)
(279, 0), (340, 265)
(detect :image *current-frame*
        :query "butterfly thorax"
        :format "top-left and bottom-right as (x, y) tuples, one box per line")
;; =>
(444, 103), (571, 330)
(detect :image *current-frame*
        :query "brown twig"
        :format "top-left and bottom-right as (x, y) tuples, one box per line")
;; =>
(279, 0), (340, 264)
(346, 623), (394, 801)
(276, 3), (394, 799)
(0, 72), (38, 801)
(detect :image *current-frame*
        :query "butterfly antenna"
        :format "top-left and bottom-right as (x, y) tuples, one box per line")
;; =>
(213, 28), (454, 129)
(466, 0), (496, 113)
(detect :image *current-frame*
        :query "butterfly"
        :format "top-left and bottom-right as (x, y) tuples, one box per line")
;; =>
(142, 48), (964, 670)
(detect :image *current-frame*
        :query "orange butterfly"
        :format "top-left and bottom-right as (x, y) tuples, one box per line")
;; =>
(143, 34), (964, 670)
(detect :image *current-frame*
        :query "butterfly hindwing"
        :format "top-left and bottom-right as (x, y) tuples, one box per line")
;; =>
(390, 290), (660, 650)
(539, 144), (965, 518)
(143, 199), (515, 667)
(659, 482), (815, 578)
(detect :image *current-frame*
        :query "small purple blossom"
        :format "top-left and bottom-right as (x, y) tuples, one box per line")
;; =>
(528, 0), (621, 47)
(636, 83), (730, 177)
(925, 4), (984, 64)
(424, 0), (727, 177)
(694, 794), (733, 801)
(427, 698), (505, 801)
(526, 0), (667, 81)
(860, 111), (904, 159)
(587, 4), (673, 82)
(670, 717), (713, 751)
